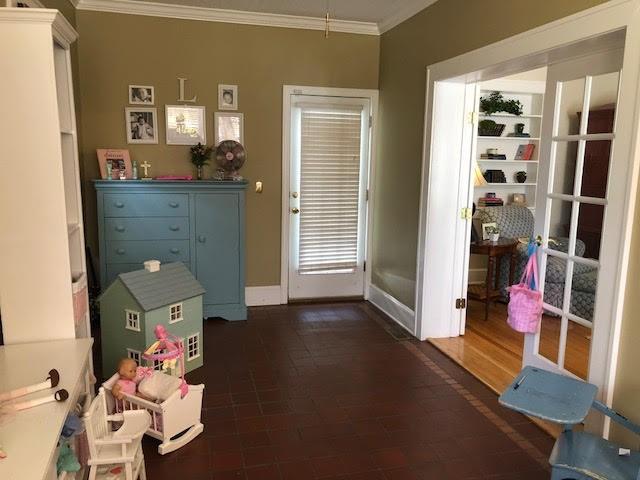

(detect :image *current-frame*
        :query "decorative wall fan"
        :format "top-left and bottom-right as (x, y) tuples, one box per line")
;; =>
(215, 140), (246, 179)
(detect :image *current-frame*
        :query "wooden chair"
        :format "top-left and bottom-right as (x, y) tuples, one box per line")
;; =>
(84, 389), (151, 480)
(499, 366), (640, 480)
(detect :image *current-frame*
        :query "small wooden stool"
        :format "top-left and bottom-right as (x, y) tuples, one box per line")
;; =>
(468, 238), (518, 320)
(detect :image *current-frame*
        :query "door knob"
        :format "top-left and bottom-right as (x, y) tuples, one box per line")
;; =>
(198, 235), (206, 243)
(291, 207), (300, 214)
(114, 202), (124, 208)
(115, 226), (125, 232)
(116, 248), (125, 255)
(169, 225), (180, 231)
(170, 248), (180, 254)
(168, 202), (179, 208)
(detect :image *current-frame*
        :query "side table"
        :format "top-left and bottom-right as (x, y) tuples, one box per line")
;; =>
(468, 237), (518, 321)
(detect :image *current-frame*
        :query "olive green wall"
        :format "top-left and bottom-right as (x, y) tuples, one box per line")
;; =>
(372, 0), (607, 309)
(75, 11), (379, 287)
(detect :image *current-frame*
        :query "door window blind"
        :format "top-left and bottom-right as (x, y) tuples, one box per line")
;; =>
(298, 105), (363, 274)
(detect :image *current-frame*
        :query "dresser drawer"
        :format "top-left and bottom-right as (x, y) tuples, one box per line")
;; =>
(105, 217), (189, 241)
(105, 240), (190, 264)
(106, 262), (196, 285)
(104, 193), (188, 217)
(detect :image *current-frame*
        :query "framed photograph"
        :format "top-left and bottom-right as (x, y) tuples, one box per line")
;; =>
(511, 193), (527, 205)
(218, 84), (238, 110)
(96, 149), (132, 179)
(482, 222), (498, 241)
(214, 112), (244, 145)
(125, 108), (158, 144)
(128, 85), (154, 105)
(165, 105), (206, 145)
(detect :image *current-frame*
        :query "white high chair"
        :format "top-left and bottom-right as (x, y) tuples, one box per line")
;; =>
(84, 389), (151, 480)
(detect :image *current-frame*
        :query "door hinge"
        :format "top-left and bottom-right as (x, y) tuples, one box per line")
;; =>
(460, 207), (472, 220)
(455, 298), (466, 309)
(467, 111), (478, 125)
(365, 189), (369, 202)
(363, 261), (367, 272)
(369, 115), (373, 128)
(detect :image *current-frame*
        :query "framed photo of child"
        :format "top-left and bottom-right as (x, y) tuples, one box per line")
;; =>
(218, 84), (238, 111)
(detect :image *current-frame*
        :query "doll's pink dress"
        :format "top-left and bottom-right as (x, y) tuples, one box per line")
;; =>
(116, 367), (152, 396)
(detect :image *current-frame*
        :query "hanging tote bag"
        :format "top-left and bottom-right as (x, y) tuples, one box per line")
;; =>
(507, 248), (543, 333)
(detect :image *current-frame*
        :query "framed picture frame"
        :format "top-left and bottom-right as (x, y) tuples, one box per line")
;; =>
(125, 108), (158, 144)
(96, 149), (132, 179)
(214, 112), (244, 145)
(481, 222), (498, 241)
(218, 84), (238, 111)
(165, 105), (206, 145)
(128, 85), (154, 105)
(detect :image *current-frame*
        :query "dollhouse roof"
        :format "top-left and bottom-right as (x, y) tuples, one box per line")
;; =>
(116, 262), (205, 311)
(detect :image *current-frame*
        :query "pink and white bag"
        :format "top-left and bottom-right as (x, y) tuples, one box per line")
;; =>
(507, 250), (543, 333)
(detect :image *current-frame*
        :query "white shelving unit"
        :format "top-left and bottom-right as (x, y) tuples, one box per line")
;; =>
(474, 79), (545, 211)
(0, 8), (90, 344)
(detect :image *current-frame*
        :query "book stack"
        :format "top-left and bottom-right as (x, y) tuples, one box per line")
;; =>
(480, 153), (507, 160)
(478, 195), (504, 207)
(514, 144), (535, 160)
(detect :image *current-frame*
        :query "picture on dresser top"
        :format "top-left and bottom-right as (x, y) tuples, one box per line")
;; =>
(125, 107), (158, 144)
(97, 149), (132, 179)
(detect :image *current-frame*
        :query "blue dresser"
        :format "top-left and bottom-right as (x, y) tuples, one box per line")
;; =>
(94, 180), (247, 320)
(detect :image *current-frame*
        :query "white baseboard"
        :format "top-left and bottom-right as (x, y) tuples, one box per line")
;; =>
(245, 285), (282, 306)
(468, 268), (487, 285)
(368, 284), (416, 336)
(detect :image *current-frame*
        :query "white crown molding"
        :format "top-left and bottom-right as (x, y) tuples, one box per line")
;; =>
(378, 0), (439, 34)
(75, 0), (380, 35)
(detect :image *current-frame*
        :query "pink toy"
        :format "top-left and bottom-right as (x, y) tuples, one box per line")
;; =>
(143, 325), (189, 398)
(111, 359), (152, 400)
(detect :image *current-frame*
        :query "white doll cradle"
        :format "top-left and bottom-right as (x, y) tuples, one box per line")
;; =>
(102, 374), (204, 455)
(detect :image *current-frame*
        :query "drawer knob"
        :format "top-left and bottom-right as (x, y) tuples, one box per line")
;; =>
(168, 202), (180, 208)
(169, 225), (180, 231)
(116, 248), (126, 255)
(115, 226), (125, 232)
(198, 235), (206, 243)
(170, 248), (180, 254)
(114, 202), (125, 208)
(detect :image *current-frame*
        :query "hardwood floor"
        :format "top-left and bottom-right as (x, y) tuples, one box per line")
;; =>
(429, 299), (591, 435)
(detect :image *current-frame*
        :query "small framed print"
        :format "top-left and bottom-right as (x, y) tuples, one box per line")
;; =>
(128, 85), (154, 105)
(214, 112), (244, 145)
(512, 193), (527, 205)
(218, 84), (238, 110)
(166, 105), (206, 145)
(96, 149), (132, 179)
(125, 108), (158, 144)
(481, 222), (498, 241)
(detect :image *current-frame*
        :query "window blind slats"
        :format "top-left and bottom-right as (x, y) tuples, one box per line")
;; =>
(298, 107), (362, 275)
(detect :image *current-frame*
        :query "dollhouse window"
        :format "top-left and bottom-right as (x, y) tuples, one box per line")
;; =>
(169, 303), (183, 324)
(187, 333), (200, 360)
(125, 310), (140, 331)
(152, 349), (167, 370)
(127, 349), (141, 365)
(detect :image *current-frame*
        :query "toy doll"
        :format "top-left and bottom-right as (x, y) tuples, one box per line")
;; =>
(111, 358), (151, 400)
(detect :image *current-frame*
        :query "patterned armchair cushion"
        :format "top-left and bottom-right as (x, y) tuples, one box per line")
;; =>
(474, 206), (534, 239)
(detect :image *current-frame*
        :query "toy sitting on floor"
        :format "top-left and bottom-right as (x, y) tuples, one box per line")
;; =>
(103, 324), (204, 455)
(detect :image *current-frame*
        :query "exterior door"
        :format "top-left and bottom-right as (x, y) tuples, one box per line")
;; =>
(288, 95), (371, 300)
(523, 49), (623, 383)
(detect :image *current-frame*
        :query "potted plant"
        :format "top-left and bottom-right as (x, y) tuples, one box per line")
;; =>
(486, 226), (500, 242)
(479, 91), (524, 116)
(190, 142), (212, 180)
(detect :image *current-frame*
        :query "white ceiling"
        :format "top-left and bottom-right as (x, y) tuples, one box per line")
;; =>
(134, 0), (433, 25)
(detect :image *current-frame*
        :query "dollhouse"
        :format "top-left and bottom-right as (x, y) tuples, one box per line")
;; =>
(99, 260), (205, 376)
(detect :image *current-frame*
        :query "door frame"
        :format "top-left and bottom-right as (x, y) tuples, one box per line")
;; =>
(415, 0), (640, 427)
(281, 85), (379, 304)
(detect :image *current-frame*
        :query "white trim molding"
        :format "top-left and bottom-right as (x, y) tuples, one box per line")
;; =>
(245, 286), (282, 307)
(75, 0), (380, 35)
(378, 0), (438, 34)
(368, 284), (416, 336)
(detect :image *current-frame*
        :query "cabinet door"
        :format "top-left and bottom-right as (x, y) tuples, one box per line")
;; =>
(195, 193), (240, 305)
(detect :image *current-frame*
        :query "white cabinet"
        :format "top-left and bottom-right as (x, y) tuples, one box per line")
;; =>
(0, 8), (90, 343)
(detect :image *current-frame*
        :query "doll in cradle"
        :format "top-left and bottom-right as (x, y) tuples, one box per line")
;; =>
(111, 358), (150, 400)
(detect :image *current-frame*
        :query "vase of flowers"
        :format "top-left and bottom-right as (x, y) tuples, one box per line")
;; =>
(190, 142), (212, 180)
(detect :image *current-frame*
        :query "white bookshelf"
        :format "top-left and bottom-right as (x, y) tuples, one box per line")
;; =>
(474, 78), (545, 210)
(0, 9), (90, 344)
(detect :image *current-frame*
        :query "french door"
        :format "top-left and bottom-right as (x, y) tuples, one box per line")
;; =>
(287, 95), (371, 300)
(523, 49), (623, 384)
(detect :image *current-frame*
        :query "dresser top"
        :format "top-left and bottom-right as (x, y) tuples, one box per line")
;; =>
(94, 179), (248, 189)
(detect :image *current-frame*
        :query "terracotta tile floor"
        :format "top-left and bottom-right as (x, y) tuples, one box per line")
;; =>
(138, 302), (553, 479)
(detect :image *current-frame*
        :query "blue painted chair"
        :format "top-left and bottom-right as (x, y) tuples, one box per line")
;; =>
(499, 366), (640, 479)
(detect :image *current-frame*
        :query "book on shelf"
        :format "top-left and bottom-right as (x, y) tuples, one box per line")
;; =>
(514, 144), (535, 160)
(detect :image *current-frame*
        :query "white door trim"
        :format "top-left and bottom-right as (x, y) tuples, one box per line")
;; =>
(415, 0), (640, 428)
(281, 85), (379, 304)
